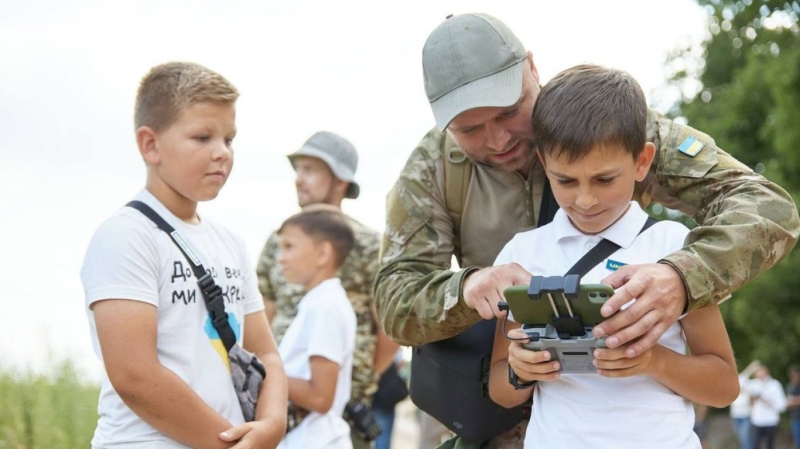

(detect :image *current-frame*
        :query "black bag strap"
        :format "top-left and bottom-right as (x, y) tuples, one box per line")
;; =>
(565, 216), (658, 276)
(537, 179), (559, 229)
(126, 200), (237, 352)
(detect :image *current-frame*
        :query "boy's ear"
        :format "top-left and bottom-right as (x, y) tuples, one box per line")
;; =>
(536, 148), (547, 170)
(536, 149), (558, 184)
(136, 126), (159, 165)
(316, 240), (335, 268)
(635, 143), (656, 181)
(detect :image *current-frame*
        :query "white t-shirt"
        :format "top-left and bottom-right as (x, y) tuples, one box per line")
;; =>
(494, 202), (699, 449)
(747, 376), (787, 426)
(730, 375), (753, 419)
(277, 277), (356, 449)
(81, 190), (264, 449)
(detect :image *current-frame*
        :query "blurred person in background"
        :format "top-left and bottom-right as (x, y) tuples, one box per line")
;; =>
(787, 365), (800, 449)
(731, 360), (762, 448)
(748, 363), (787, 449)
(371, 349), (408, 449)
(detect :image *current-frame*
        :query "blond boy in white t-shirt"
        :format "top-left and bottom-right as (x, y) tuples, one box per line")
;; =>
(81, 62), (287, 448)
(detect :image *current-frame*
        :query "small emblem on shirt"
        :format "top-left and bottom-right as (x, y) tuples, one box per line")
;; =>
(677, 135), (705, 157)
(606, 259), (626, 271)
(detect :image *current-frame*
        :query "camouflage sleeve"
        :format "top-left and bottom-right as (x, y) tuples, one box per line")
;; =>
(375, 131), (483, 346)
(346, 222), (381, 301)
(645, 110), (800, 309)
(363, 232), (381, 303)
(339, 221), (384, 401)
(255, 232), (279, 302)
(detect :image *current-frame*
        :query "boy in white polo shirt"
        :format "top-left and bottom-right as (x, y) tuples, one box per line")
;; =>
(276, 209), (357, 449)
(487, 64), (740, 448)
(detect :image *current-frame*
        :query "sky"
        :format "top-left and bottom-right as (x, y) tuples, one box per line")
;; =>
(0, 0), (708, 381)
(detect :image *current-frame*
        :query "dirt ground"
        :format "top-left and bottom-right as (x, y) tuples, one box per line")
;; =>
(390, 399), (425, 449)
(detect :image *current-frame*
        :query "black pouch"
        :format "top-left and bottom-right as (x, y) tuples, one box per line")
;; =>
(344, 399), (381, 441)
(410, 319), (525, 443)
(372, 363), (409, 411)
(229, 344), (266, 422)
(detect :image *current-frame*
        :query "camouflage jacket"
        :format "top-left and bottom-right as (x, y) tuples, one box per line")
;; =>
(257, 214), (381, 401)
(376, 109), (800, 346)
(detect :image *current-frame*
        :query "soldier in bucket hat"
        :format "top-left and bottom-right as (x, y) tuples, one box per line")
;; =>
(288, 131), (361, 201)
(375, 13), (800, 448)
(257, 131), (399, 448)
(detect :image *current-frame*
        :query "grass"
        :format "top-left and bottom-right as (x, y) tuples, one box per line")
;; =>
(0, 360), (99, 449)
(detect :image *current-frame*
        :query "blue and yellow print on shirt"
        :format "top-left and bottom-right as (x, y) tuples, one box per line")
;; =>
(204, 313), (241, 371)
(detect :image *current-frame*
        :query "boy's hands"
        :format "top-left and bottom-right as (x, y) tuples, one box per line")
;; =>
(507, 330), (664, 381)
(506, 328), (560, 382)
(219, 419), (284, 448)
(463, 264), (532, 320)
(593, 342), (661, 378)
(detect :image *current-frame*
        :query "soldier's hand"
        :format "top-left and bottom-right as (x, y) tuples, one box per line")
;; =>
(593, 263), (686, 358)
(462, 263), (531, 320)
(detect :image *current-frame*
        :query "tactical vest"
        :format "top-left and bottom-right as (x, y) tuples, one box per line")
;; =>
(442, 132), (550, 267)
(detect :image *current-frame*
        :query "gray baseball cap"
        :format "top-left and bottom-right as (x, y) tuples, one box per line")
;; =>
(288, 131), (360, 199)
(423, 13), (527, 131)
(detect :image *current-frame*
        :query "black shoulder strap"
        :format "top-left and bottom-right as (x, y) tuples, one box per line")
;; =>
(566, 216), (658, 277)
(126, 200), (237, 352)
(537, 179), (559, 229)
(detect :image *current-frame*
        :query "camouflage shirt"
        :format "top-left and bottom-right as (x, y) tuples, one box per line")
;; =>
(376, 109), (800, 346)
(257, 214), (381, 401)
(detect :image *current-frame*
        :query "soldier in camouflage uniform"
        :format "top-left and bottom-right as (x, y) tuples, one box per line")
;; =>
(375, 13), (800, 448)
(256, 131), (398, 449)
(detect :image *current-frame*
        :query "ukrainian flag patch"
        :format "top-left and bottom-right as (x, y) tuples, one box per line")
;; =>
(677, 135), (705, 157)
(606, 259), (626, 271)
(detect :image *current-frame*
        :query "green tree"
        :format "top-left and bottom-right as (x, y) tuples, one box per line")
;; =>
(663, 0), (800, 381)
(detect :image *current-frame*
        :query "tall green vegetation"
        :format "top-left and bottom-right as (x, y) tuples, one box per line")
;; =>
(663, 0), (800, 381)
(0, 361), (98, 449)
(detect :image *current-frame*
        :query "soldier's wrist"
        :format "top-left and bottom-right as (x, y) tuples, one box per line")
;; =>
(458, 266), (482, 300)
(657, 260), (690, 314)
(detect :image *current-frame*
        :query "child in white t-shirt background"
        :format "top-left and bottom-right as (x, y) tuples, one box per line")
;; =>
(487, 64), (740, 449)
(276, 209), (357, 449)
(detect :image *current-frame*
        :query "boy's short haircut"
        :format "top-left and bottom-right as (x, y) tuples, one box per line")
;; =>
(532, 64), (647, 163)
(134, 61), (240, 132)
(279, 210), (355, 269)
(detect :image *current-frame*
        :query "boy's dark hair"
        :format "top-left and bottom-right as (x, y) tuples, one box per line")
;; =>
(278, 210), (355, 269)
(532, 64), (647, 163)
